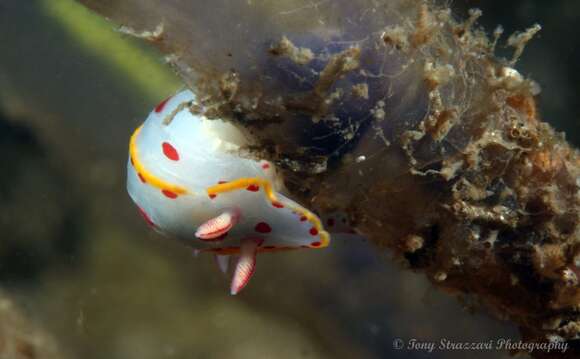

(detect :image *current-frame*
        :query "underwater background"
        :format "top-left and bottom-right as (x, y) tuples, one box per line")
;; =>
(0, 0), (578, 358)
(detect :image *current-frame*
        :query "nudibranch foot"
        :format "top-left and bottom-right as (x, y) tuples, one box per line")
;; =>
(230, 240), (258, 295)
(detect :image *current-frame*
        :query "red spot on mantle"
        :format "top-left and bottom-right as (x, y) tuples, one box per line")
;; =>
(246, 184), (260, 192)
(309, 227), (319, 236)
(272, 201), (284, 208)
(162, 190), (178, 199)
(162, 142), (180, 161)
(137, 207), (155, 228)
(254, 222), (272, 233)
(155, 97), (170, 113)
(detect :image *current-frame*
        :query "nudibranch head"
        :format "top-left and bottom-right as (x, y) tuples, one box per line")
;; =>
(127, 90), (330, 293)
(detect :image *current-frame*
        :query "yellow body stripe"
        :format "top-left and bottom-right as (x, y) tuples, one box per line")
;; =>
(207, 178), (330, 248)
(129, 125), (189, 195)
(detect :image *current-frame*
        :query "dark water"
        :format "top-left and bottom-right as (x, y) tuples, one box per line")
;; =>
(0, 1), (577, 358)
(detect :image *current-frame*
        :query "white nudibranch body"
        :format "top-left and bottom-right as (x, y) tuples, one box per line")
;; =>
(127, 90), (330, 294)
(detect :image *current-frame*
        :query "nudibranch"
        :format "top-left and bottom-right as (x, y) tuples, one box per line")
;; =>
(127, 90), (330, 294)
